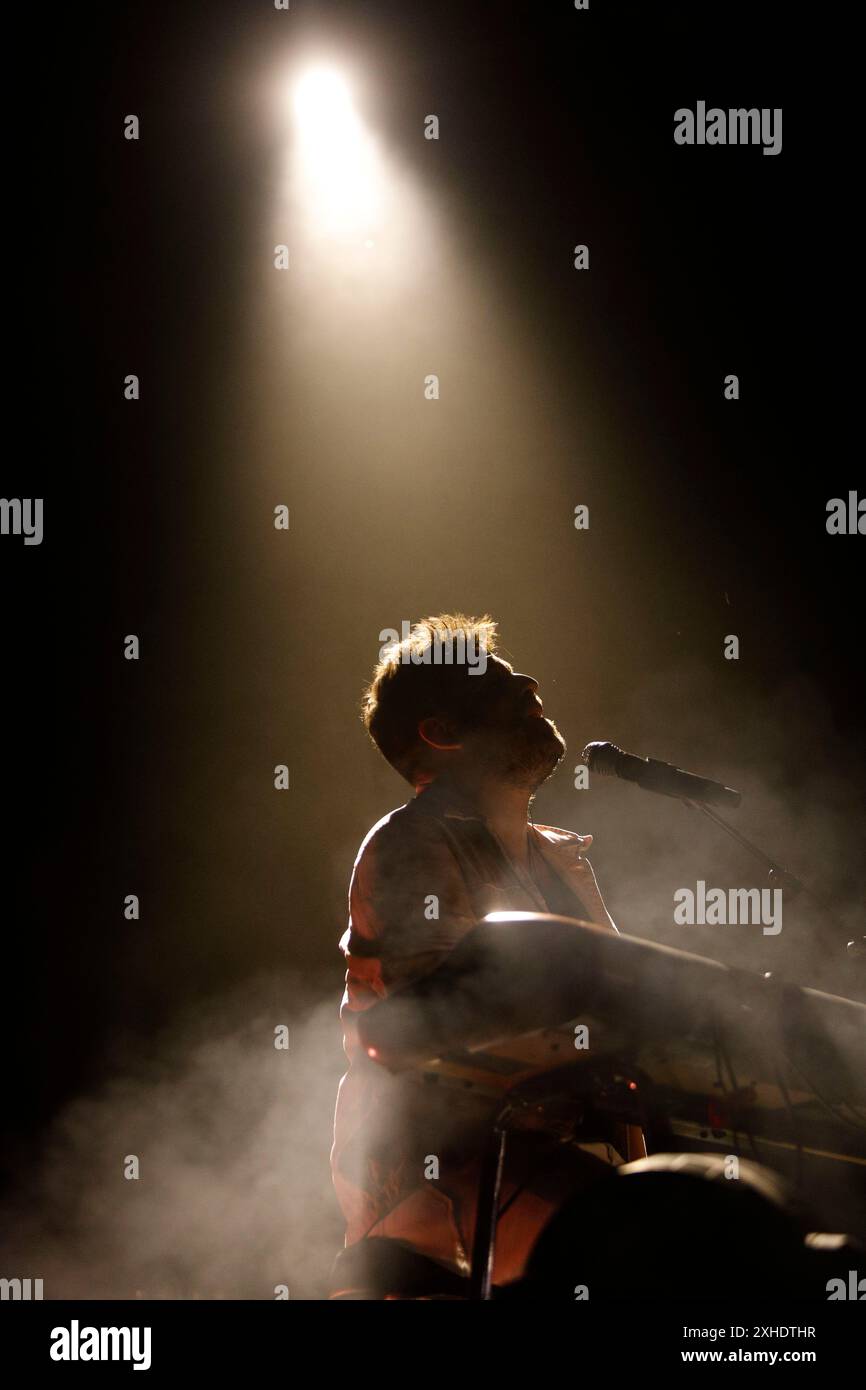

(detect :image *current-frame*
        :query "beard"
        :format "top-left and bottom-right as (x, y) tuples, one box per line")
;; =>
(468, 713), (566, 791)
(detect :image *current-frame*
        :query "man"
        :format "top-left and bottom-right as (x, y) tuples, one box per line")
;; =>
(330, 614), (641, 1295)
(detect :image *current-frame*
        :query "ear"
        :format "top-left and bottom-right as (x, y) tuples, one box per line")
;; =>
(418, 716), (463, 752)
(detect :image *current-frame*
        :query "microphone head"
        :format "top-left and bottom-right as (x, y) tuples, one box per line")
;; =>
(580, 741), (623, 776)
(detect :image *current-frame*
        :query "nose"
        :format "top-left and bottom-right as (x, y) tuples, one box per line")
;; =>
(512, 673), (542, 713)
(511, 671), (539, 694)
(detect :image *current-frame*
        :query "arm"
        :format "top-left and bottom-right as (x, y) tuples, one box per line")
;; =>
(340, 810), (479, 1029)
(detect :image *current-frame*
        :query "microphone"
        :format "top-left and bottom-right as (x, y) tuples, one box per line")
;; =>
(581, 741), (742, 809)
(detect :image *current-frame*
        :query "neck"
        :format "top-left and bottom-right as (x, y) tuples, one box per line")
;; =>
(441, 768), (534, 869)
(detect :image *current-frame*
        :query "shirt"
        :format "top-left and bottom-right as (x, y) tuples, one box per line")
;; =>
(330, 777), (637, 1284)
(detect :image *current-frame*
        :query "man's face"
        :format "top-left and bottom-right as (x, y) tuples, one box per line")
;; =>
(459, 655), (566, 789)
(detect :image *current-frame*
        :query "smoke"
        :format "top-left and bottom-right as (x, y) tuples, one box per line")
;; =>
(533, 656), (866, 1242)
(536, 656), (866, 996)
(7, 662), (863, 1297)
(3, 972), (346, 1300)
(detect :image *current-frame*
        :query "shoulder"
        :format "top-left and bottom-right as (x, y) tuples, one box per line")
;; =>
(352, 802), (411, 866)
(351, 797), (459, 883)
(354, 796), (447, 856)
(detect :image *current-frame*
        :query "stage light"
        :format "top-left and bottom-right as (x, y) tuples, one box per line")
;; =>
(293, 67), (353, 133)
(291, 65), (383, 244)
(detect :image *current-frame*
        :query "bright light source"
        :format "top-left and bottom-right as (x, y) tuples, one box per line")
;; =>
(291, 66), (383, 243)
(293, 68), (354, 133)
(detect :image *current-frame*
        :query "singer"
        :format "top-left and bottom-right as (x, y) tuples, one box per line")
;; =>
(329, 613), (643, 1297)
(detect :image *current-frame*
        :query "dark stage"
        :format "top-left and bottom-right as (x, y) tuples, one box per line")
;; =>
(3, 0), (864, 1362)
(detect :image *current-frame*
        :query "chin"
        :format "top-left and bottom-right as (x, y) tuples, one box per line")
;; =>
(505, 719), (566, 789)
(541, 715), (566, 750)
(530, 715), (566, 759)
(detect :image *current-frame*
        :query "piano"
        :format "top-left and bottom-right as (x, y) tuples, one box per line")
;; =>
(357, 912), (866, 1295)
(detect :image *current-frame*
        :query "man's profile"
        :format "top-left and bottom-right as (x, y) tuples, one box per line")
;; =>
(330, 614), (641, 1296)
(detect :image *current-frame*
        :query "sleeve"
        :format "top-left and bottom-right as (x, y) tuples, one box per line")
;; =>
(341, 812), (479, 1017)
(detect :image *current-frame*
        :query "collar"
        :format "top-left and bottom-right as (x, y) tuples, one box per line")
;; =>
(414, 780), (593, 856)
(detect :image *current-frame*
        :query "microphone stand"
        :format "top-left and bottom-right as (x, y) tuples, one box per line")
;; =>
(683, 799), (862, 964)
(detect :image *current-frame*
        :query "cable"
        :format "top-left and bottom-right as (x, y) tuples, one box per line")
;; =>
(783, 1053), (866, 1136)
